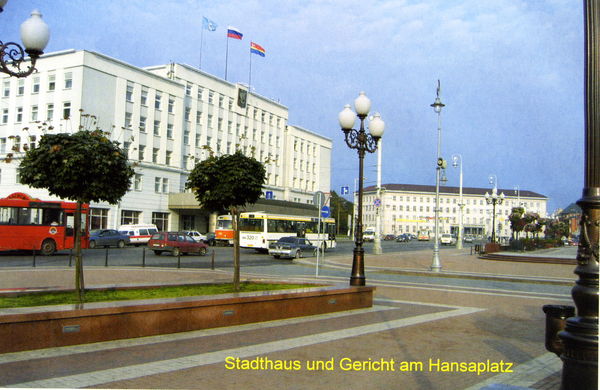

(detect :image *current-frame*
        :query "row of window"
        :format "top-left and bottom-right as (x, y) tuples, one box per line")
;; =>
(373, 195), (541, 209)
(1, 102), (71, 125)
(366, 205), (512, 215)
(90, 208), (169, 232)
(2, 73), (72, 98)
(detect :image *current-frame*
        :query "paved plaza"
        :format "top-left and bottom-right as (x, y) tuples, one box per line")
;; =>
(0, 247), (579, 389)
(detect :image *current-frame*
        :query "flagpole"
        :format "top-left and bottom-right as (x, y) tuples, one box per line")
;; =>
(199, 23), (204, 70)
(225, 31), (229, 81)
(249, 44), (252, 90)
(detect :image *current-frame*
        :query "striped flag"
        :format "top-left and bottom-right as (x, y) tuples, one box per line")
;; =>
(227, 27), (243, 40)
(250, 42), (265, 57)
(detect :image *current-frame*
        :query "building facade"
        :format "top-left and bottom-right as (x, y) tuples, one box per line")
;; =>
(0, 50), (332, 233)
(357, 184), (548, 240)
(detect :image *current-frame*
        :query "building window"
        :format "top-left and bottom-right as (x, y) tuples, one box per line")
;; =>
(141, 88), (148, 106)
(17, 80), (24, 95)
(184, 130), (190, 145)
(218, 96), (224, 108)
(138, 145), (145, 161)
(126, 84), (134, 102)
(152, 212), (169, 232)
(64, 73), (73, 90)
(124, 112), (132, 128)
(165, 151), (172, 166)
(185, 107), (191, 122)
(63, 102), (71, 120)
(154, 120), (160, 136)
(197, 88), (203, 101)
(90, 208), (109, 230)
(155, 177), (169, 193)
(48, 74), (56, 91)
(31, 106), (38, 122)
(2, 81), (9, 98)
(46, 104), (54, 120)
(140, 116), (147, 132)
(167, 124), (173, 139)
(1, 110), (7, 124)
(16, 107), (23, 123)
(32, 77), (40, 94)
(0, 138), (5, 153)
(186, 83), (192, 96)
(134, 174), (142, 191)
(168, 97), (175, 113)
(208, 91), (214, 104)
(120, 210), (140, 225)
(155, 93), (162, 110)
(152, 148), (159, 163)
(196, 111), (202, 125)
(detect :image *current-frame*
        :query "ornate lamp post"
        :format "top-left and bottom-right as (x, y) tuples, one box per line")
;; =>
(431, 80), (445, 272)
(485, 176), (504, 243)
(0, 1), (50, 78)
(339, 92), (385, 286)
(452, 154), (464, 249)
(556, 1), (598, 388)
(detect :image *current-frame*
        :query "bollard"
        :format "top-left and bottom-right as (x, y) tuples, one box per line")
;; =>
(32, 246), (36, 267)
(211, 250), (215, 270)
(69, 248), (72, 267)
(543, 304), (575, 356)
(105, 249), (108, 267)
(142, 247), (145, 268)
(177, 253), (181, 269)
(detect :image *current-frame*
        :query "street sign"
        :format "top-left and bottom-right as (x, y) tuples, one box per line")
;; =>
(313, 191), (325, 209)
(341, 186), (349, 195)
(374, 198), (381, 207)
(321, 205), (330, 218)
(265, 191), (273, 199)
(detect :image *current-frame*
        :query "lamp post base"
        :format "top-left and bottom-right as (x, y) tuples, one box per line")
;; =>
(350, 246), (366, 286)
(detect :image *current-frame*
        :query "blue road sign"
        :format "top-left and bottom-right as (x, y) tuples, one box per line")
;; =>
(341, 186), (349, 195)
(374, 198), (381, 207)
(265, 191), (273, 199)
(321, 205), (330, 218)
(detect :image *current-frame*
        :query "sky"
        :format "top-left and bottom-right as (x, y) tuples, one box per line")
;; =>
(1, 0), (586, 214)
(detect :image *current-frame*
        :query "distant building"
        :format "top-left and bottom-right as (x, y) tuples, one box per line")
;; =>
(558, 203), (582, 236)
(357, 184), (548, 239)
(0, 50), (331, 233)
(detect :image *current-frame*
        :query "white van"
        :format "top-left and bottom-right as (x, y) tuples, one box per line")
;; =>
(362, 227), (376, 242)
(118, 224), (159, 246)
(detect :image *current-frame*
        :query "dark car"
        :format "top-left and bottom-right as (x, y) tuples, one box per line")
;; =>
(396, 233), (411, 242)
(268, 236), (317, 259)
(88, 229), (130, 249)
(204, 232), (217, 246)
(147, 232), (208, 256)
(384, 234), (396, 241)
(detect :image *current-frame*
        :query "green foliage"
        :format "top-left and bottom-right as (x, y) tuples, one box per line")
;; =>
(186, 150), (266, 212)
(18, 130), (134, 204)
(330, 191), (354, 234)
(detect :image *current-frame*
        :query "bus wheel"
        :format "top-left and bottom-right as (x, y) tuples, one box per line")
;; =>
(40, 239), (56, 256)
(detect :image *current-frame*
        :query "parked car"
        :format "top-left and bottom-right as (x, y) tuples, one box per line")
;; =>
(268, 236), (317, 259)
(182, 230), (207, 242)
(384, 234), (396, 241)
(396, 233), (411, 242)
(88, 229), (130, 249)
(440, 234), (456, 245)
(118, 224), (158, 246)
(463, 234), (474, 243)
(147, 232), (208, 256)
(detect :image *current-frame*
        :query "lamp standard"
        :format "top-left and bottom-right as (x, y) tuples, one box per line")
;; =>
(339, 92), (385, 286)
(485, 175), (504, 243)
(431, 80), (445, 272)
(452, 154), (464, 249)
(374, 123), (383, 255)
(0, 1), (50, 78)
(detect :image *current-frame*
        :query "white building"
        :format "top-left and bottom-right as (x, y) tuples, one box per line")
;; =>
(0, 50), (331, 233)
(358, 184), (548, 240)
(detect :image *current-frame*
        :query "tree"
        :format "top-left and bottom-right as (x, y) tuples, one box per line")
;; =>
(330, 191), (354, 235)
(18, 117), (135, 302)
(509, 207), (525, 239)
(186, 150), (266, 291)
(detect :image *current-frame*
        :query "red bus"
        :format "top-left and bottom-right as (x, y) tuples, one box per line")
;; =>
(215, 214), (234, 246)
(0, 192), (89, 255)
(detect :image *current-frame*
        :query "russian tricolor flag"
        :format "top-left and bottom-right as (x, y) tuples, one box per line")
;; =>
(227, 27), (243, 40)
(251, 42), (265, 57)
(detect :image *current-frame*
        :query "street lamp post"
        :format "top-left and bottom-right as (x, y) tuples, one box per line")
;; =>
(452, 154), (464, 249)
(339, 92), (385, 286)
(431, 80), (445, 272)
(374, 127), (383, 255)
(485, 176), (504, 243)
(0, 1), (50, 78)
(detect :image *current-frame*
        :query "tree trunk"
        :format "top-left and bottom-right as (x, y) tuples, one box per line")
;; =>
(75, 199), (85, 302)
(231, 205), (240, 292)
